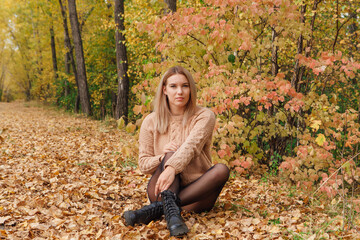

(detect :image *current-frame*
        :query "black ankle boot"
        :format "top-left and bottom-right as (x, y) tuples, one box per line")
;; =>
(123, 201), (163, 226)
(161, 190), (189, 236)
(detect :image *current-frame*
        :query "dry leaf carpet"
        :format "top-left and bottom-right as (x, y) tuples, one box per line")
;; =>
(0, 102), (359, 239)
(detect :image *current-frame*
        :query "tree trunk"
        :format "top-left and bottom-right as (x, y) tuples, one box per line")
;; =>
(267, 26), (279, 160)
(300, 0), (321, 92)
(25, 79), (32, 101)
(332, 0), (340, 54)
(164, 0), (176, 13)
(50, 26), (58, 81)
(59, 0), (79, 110)
(68, 0), (91, 116)
(291, 0), (321, 92)
(271, 28), (279, 76)
(114, 0), (129, 121)
(111, 90), (117, 118)
(291, 4), (306, 91)
(100, 97), (106, 119)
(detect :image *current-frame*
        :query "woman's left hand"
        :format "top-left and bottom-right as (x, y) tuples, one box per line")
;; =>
(155, 166), (176, 197)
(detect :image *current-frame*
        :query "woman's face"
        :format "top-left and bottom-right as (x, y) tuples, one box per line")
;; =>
(163, 74), (191, 115)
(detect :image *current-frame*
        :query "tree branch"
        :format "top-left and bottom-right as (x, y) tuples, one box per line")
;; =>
(79, 7), (95, 33)
(332, 2), (354, 53)
(187, 33), (220, 65)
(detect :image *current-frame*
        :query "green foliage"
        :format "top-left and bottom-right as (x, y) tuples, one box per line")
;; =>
(268, 218), (281, 225)
(269, 152), (281, 176)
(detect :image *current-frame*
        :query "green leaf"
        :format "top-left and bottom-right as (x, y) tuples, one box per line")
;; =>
(228, 54), (235, 63)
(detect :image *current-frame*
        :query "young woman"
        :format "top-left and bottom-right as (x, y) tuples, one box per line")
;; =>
(123, 66), (230, 237)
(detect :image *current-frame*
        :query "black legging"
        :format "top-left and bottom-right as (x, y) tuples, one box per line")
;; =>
(147, 152), (230, 213)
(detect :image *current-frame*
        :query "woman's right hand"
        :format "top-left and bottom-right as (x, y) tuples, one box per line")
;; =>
(163, 141), (179, 153)
(155, 165), (176, 197)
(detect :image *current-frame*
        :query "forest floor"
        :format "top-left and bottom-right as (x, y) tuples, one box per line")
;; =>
(0, 101), (359, 240)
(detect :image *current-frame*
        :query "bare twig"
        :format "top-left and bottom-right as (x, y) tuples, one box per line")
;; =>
(313, 152), (360, 196)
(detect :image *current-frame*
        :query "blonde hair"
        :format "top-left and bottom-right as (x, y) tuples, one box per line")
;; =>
(154, 66), (197, 134)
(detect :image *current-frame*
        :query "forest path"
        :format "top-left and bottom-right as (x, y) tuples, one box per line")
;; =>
(0, 102), (356, 239)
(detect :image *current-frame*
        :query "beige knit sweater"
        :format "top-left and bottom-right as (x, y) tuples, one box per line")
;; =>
(138, 106), (215, 186)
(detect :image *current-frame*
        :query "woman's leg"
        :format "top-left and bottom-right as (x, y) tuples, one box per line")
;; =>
(178, 163), (230, 213)
(147, 152), (180, 202)
(147, 156), (230, 213)
(147, 152), (188, 236)
(124, 153), (183, 228)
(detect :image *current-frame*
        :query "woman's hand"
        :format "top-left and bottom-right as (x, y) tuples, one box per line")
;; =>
(155, 166), (176, 197)
(163, 142), (179, 153)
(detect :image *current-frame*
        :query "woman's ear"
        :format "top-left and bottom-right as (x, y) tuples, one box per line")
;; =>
(163, 85), (167, 95)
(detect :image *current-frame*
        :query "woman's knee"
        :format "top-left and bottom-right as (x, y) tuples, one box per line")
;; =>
(213, 163), (230, 181)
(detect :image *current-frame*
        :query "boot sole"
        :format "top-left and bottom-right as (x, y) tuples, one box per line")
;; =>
(169, 224), (189, 236)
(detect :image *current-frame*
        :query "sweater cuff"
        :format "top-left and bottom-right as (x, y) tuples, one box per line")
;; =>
(164, 161), (182, 175)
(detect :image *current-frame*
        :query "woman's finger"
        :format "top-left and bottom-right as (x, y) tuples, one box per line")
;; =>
(163, 183), (170, 191)
(156, 178), (165, 195)
(155, 183), (159, 197)
(155, 178), (163, 196)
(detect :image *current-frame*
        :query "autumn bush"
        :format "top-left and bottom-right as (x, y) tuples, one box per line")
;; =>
(130, 0), (360, 200)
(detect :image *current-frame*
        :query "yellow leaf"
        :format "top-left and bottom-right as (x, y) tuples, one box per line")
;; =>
(125, 123), (136, 133)
(315, 134), (326, 146)
(117, 117), (125, 129)
(309, 118), (321, 131)
(215, 229), (223, 234)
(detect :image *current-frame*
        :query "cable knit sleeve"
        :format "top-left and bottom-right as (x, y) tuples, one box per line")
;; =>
(138, 114), (164, 174)
(164, 108), (215, 174)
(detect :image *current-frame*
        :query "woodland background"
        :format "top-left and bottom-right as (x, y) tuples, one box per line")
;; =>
(0, 0), (360, 238)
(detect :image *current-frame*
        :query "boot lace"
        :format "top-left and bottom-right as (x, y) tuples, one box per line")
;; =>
(162, 191), (180, 218)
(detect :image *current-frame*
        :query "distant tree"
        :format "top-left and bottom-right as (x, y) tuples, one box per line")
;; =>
(68, 0), (91, 115)
(114, 0), (129, 121)
(49, 25), (58, 81)
(59, 0), (79, 111)
(165, 0), (176, 13)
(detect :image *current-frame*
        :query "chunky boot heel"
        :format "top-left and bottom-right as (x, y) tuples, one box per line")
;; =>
(123, 201), (163, 226)
(161, 190), (189, 236)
